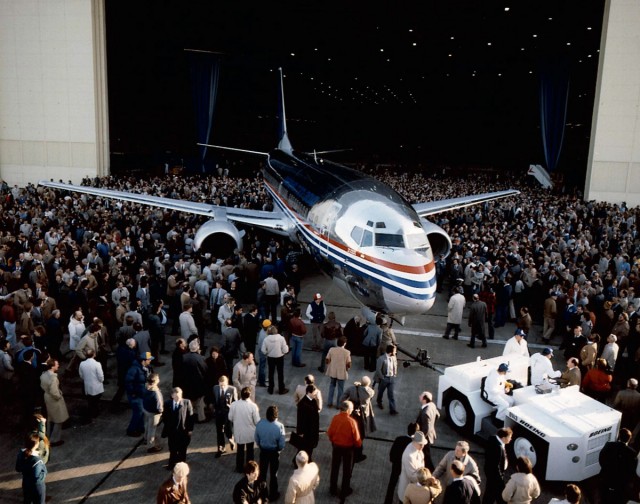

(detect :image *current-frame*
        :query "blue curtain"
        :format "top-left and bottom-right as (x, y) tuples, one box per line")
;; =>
(539, 62), (570, 173)
(188, 52), (220, 173)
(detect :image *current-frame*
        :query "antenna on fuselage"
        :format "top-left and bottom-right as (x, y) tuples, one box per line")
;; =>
(277, 68), (293, 154)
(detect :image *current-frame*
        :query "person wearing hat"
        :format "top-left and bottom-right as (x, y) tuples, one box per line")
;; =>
(542, 290), (559, 344)
(257, 320), (271, 387)
(125, 351), (154, 436)
(305, 293), (327, 351)
(502, 328), (529, 358)
(433, 440), (481, 491)
(397, 431), (428, 502)
(529, 347), (561, 386)
(484, 363), (515, 423)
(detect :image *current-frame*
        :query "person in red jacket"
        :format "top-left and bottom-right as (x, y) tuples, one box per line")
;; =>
(582, 358), (612, 403)
(327, 400), (362, 502)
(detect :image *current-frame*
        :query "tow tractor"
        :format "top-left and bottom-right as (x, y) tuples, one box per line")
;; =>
(436, 355), (622, 481)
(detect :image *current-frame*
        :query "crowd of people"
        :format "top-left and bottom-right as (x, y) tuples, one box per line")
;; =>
(0, 167), (639, 503)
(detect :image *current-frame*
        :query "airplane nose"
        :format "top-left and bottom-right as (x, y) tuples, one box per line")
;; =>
(383, 287), (435, 315)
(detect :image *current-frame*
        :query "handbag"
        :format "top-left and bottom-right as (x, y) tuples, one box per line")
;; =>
(289, 431), (305, 450)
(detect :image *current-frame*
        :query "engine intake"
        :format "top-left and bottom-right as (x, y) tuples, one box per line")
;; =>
(420, 219), (452, 258)
(193, 219), (244, 259)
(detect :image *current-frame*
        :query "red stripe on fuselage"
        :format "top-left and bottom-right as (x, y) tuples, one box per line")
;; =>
(264, 180), (435, 276)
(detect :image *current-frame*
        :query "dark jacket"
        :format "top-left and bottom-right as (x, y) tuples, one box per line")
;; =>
(125, 360), (149, 398)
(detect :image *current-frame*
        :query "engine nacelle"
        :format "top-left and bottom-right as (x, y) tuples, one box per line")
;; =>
(193, 219), (244, 258)
(420, 219), (452, 259)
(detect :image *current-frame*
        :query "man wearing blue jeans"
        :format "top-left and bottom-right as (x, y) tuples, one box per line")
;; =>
(289, 309), (307, 368)
(375, 345), (398, 415)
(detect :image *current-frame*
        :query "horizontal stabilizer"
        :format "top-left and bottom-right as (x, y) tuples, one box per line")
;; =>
(196, 143), (268, 156)
(527, 164), (553, 189)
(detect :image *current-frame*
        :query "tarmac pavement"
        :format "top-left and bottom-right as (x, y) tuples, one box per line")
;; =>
(0, 272), (603, 503)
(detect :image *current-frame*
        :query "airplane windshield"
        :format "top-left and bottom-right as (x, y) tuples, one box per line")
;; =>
(376, 233), (404, 248)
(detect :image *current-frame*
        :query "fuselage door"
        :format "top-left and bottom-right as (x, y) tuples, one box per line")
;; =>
(320, 225), (330, 258)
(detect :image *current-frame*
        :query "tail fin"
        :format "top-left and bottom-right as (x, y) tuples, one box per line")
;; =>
(277, 68), (293, 154)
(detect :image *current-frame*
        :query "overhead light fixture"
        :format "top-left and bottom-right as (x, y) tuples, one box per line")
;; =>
(505, 7), (510, 11)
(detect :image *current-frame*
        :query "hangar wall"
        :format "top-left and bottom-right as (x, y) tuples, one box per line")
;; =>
(0, 0), (108, 186)
(585, 0), (640, 205)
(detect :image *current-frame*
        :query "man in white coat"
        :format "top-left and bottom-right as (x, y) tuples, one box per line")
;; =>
(529, 347), (561, 386)
(398, 431), (428, 502)
(502, 328), (529, 357)
(228, 386), (260, 474)
(443, 287), (465, 340)
(68, 310), (85, 351)
(485, 363), (515, 422)
(284, 450), (320, 504)
(78, 348), (104, 420)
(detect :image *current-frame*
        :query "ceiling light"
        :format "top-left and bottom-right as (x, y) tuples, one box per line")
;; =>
(487, 42), (492, 46)
(380, 48), (384, 52)
(587, 27), (592, 30)
(504, 7), (510, 11)
(290, 53), (295, 56)
(567, 42), (571, 46)
(412, 42), (417, 46)
(450, 36), (455, 40)
(533, 34), (537, 38)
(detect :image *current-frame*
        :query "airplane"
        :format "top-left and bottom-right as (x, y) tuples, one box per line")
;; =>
(39, 69), (519, 320)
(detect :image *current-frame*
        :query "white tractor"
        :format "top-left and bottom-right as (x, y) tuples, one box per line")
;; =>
(437, 355), (622, 481)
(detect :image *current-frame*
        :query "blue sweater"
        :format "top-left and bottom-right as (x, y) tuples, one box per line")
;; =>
(254, 419), (285, 451)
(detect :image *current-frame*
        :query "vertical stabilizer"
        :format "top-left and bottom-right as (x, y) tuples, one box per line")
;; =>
(277, 68), (293, 153)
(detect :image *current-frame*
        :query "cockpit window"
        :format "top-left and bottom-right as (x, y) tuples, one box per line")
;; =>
(406, 233), (429, 250)
(350, 226), (364, 245)
(362, 230), (374, 247)
(376, 233), (404, 247)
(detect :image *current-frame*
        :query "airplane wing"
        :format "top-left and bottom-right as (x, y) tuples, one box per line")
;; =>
(38, 180), (291, 232)
(412, 189), (520, 218)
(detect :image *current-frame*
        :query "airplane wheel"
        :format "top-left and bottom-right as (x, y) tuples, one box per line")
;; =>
(443, 389), (475, 434)
(507, 425), (549, 477)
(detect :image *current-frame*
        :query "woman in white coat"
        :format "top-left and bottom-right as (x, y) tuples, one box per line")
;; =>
(228, 386), (260, 473)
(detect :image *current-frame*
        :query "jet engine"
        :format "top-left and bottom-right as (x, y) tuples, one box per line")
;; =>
(420, 220), (452, 259)
(193, 219), (244, 258)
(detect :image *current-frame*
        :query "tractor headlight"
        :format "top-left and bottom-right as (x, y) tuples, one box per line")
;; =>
(571, 456), (580, 463)
(566, 443), (578, 451)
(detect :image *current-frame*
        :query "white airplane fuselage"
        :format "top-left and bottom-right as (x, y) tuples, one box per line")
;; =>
(263, 148), (436, 316)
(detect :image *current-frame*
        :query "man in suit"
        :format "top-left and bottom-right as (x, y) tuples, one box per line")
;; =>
(375, 344), (398, 415)
(468, 293), (488, 348)
(296, 384), (321, 461)
(433, 441), (481, 490)
(384, 422), (418, 504)
(598, 428), (637, 503)
(161, 387), (195, 470)
(483, 427), (512, 504)
(416, 390), (439, 471)
(213, 375), (238, 457)
(444, 460), (481, 504)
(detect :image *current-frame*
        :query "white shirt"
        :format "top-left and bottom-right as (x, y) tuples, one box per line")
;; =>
(503, 336), (529, 358)
(529, 353), (561, 386)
